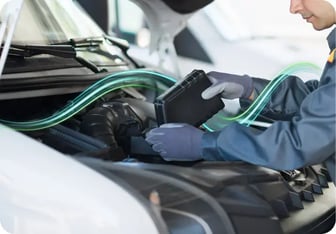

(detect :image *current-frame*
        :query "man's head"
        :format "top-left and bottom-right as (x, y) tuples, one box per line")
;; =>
(290, 0), (336, 30)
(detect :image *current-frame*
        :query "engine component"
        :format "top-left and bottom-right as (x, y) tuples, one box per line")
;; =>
(80, 101), (146, 160)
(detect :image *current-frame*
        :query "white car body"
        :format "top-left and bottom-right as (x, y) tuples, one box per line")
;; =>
(0, 125), (159, 234)
(0, 1), (157, 233)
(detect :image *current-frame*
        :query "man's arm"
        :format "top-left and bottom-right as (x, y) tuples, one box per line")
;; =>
(202, 79), (335, 170)
(240, 75), (319, 120)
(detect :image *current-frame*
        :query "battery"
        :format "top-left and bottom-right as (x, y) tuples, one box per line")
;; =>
(154, 70), (224, 127)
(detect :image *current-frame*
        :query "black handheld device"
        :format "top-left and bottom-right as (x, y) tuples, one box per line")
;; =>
(154, 70), (224, 127)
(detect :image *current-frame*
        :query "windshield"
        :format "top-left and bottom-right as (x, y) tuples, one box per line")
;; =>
(7, 0), (104, 44)
(0, 0), (130, 76)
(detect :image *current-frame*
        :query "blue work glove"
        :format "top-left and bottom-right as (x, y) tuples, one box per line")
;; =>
(202, 71), (254, 100)
(145, 123), (204, 161)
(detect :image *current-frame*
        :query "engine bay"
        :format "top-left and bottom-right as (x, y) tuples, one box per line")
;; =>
(0, 69), (173, 161)
(0, 69), (335, 233)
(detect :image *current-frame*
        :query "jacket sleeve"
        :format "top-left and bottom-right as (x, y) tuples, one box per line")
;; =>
(240, 75), (319, 120)
(201, 73), (335, 170)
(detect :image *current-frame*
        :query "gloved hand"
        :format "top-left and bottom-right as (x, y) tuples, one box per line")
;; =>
(145, 123), (204, 161)
(201, 71), (254, 100)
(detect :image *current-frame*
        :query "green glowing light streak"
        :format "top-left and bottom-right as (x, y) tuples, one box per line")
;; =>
(0, 70), (175, 131)
(0, 63), (321, 132)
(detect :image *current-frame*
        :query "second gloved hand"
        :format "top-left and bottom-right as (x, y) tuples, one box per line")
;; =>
(145, 123), (204, 161)
(202, 71), (254, 100)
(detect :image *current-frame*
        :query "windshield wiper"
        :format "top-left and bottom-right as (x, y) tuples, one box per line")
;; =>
(55, 36), (142, 68)
(52, 37), (104, 48)
(1, 43), (103, 73)
(2, 44), (76, 58)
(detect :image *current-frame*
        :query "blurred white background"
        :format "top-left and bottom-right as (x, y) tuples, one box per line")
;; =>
(108, 0), (331, 79)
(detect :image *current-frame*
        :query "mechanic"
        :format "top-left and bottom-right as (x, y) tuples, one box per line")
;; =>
(146, 0), (336, 184)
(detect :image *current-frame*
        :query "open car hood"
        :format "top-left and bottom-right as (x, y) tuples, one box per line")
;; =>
(129, 0), (213, 53)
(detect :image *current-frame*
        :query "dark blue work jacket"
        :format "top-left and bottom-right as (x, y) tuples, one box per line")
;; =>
(202, 28), (336, 184)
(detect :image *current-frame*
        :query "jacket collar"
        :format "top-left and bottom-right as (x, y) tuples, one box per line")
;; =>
(327, 27), (336, 50)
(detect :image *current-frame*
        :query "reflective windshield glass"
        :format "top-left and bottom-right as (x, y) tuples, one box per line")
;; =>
(9, 0), (103, 44)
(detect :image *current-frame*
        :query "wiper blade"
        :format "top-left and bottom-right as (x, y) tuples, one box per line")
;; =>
(52, 37), (103, 48)
(55, 36), (142, 68)
(2, 44), (76, 58)
(2, 43), (103, 73)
